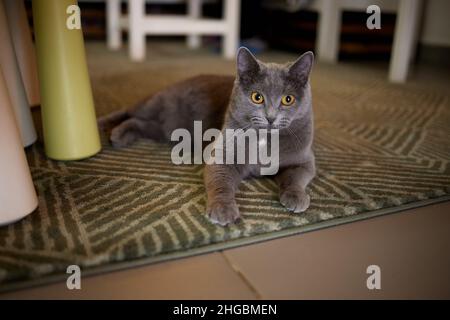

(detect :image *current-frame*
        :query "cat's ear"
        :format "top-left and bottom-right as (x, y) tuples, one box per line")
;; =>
(289, 51), (314, 84)
(236, 47), (260, 80)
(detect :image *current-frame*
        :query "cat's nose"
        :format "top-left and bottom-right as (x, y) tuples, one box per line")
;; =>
(267, 117), (276, 125)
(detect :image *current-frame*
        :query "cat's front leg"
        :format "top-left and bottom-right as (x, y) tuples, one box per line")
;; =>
(204, 164), (244, 226)
(275, 160), (315, 213)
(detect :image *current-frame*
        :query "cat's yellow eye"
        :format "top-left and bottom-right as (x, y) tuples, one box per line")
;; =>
(281, 95), (296, 106)
(251, 92), (264, 104)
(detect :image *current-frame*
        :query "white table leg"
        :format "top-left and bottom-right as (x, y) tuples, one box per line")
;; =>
(389, 0), (423, 83)
(316, 0), (341, 63)
(223, 0), (241, 59)
(0, 67), (38, 226)
(0, 0), (36, 147)
(187, 0), (202, 49)
(129, 0), (146, 61)
(107, 0), (122, 50)
(4, 0), (40, 107)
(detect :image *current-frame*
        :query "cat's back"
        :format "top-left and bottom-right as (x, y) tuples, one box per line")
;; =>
(163, 74), (235, 128)
(131, 73), (234, 118)
(136, 74), (235, 136)
(182, 74), (235, 88)
(176, 74), (235, 103)
(159, 74), (235, 115)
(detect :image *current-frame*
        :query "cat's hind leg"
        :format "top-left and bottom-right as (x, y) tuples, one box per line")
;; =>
(98, 109), (129, 131)
(110, 118), (148, 148)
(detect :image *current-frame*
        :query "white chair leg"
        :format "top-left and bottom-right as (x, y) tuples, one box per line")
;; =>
(187, 0), (202, 49)
(129, 0), (146, 61)
(4, 0), (40, 107)
(0, 0), (36, 147)
(0, 67), (38, 226)
(316, 0), (341, 63)
(389, 0), (423, 83)
(107, 0), (122, 50)
(223, 0), (240, 59)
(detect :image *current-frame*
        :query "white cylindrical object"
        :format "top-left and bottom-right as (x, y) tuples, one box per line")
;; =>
(4, 0), (41, 107)
(0, 67), (38, 226)
(223, 0), (241, 59)
(129, 0), (146, 61)
(0, 0), (37, 147)
(187, 0), (202, 49)
(107, 0), (122, 50)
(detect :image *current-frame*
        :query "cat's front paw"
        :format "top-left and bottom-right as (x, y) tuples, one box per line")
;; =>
(280, 188), (310, 213)
(207, 200), (241, 226)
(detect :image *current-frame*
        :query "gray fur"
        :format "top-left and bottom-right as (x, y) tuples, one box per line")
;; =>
(99, 47), (315, 226)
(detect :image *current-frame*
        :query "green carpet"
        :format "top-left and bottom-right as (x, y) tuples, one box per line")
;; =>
(1, 49), (449, 291)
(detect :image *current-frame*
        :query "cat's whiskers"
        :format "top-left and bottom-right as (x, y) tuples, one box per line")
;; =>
(278, 118), (290, 129)
(250, 116), (269, 127)
(287, 127), (302, 148)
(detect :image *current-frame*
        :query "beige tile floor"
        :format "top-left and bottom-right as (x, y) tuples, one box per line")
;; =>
(1, 201), (449, 299)
(2, 42), (449, 300)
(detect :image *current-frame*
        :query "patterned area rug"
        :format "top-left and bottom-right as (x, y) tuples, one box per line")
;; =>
(1, 55), (449, 291)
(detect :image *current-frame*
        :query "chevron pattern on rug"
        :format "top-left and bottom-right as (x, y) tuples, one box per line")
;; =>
(0, 62), (449, 289)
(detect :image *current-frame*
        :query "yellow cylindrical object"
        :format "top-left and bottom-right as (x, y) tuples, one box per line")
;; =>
(0, 67), (38, 226)
(32, 0), (101, 160)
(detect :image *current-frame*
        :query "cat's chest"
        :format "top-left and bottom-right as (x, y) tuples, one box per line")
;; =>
(246, 134), (308, 177)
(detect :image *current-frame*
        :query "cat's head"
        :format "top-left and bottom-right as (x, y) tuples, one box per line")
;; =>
(231, 47), (314, 130)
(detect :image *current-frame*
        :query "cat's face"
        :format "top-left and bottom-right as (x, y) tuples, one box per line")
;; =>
(232, 48), (314, 130)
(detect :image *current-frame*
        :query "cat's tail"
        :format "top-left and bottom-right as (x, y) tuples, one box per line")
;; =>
(97, 109), (130, 131)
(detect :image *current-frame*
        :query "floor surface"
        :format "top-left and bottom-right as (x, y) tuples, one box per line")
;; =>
(1, 201), (449, 299)
(2, 41), (449, 299)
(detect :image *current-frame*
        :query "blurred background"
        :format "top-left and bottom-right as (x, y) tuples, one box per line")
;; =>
(21, 0), (450, 71)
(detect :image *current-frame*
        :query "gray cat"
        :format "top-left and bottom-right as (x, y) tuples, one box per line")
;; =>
(99, 47), (315, 226)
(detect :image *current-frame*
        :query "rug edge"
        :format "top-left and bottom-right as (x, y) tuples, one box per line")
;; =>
(1, 195), (450, 295)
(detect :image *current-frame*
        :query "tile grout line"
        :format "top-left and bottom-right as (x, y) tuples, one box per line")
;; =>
(221, 251), (263, 300)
